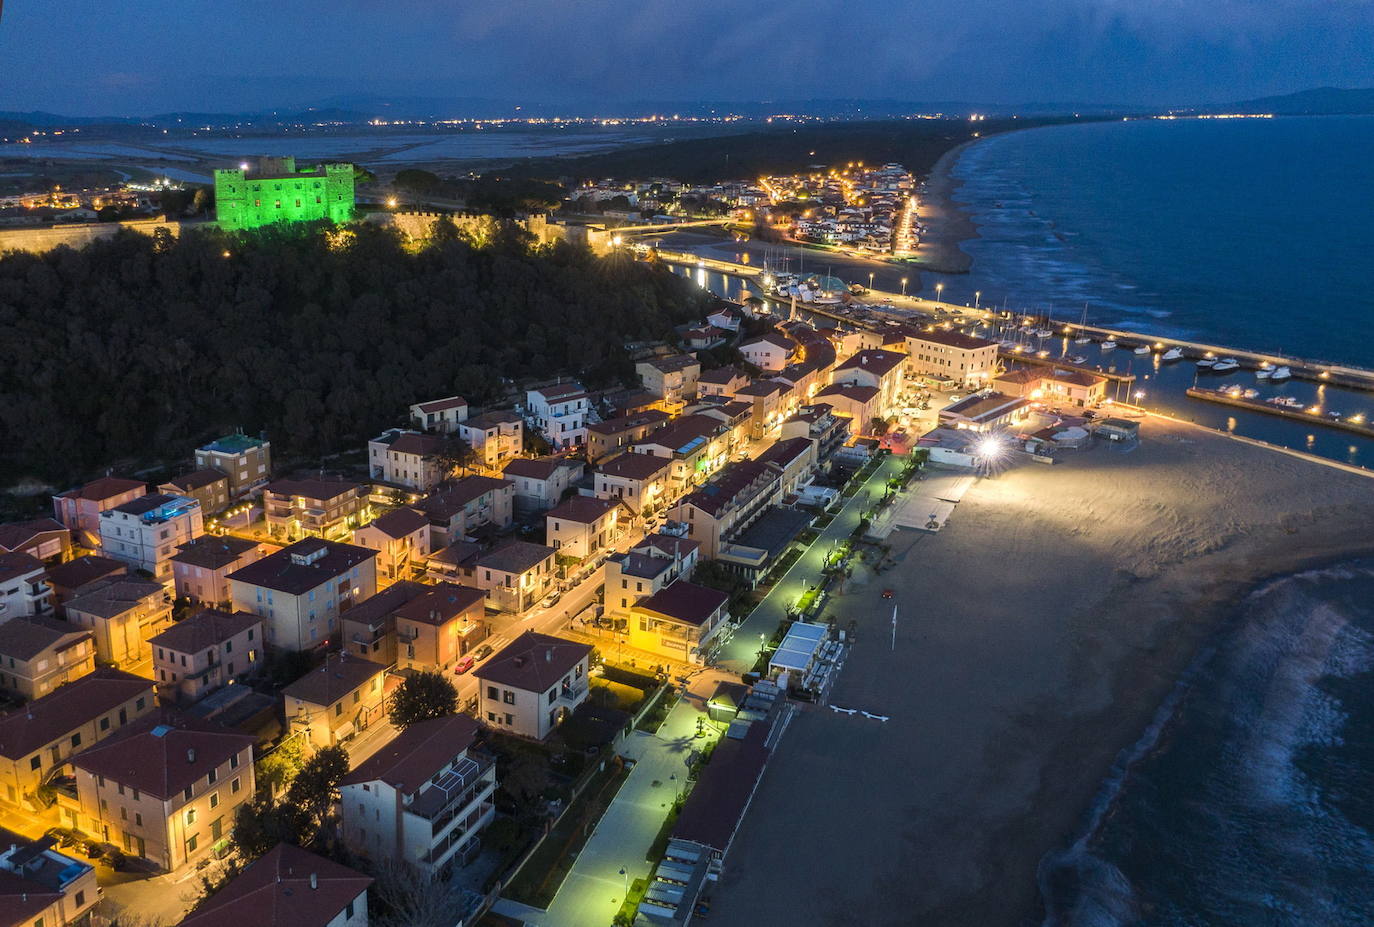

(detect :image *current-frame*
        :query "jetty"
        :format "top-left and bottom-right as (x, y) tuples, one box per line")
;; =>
(997, 350), (1136, 383)
(1186, 387), (1374, 438)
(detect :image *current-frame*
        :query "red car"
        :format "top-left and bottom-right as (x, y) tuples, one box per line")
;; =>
(454, 656), (475, 674)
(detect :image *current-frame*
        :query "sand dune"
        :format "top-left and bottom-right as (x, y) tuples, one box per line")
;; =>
(709, 418), (1374, 926)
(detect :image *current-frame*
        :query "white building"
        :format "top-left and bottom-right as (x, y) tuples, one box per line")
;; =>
(0, 552), (52, 620)
(410, 395), (469, 434)
(368, 430), (450, 492)
(525, 383), (590, 451)
(338, 714), (496, 877)
(474, 631), (592, 740)
(98, 494), (204, 582)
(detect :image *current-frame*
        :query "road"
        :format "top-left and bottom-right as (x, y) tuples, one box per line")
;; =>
(716, 453), (904, 674)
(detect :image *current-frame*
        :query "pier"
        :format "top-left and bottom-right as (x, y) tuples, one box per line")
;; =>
(998, 351), (1136, 383)
(1186, 387), (1374, 438)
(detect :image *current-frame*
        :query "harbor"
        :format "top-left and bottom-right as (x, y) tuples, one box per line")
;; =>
(1186, 386), (1374, 438)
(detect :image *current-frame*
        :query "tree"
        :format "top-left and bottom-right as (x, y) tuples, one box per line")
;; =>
(255, 737), (305, 798)
(389, 670), (458, 730)
(371, 860), (476, 927)
(230, 795), (307, 859)
(869, 417), (890, 437)
(433, 434), (473, 479)
(285, 744), (350, 825)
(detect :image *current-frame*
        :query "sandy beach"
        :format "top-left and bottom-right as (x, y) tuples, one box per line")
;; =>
(909, 139), (981, 275)
(709, 418), (1374, 926)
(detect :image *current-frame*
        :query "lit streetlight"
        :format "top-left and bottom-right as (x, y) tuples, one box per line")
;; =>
(619, 867), (628, 898)
(974, 290), (982, 309)
(869, 271), (875, 290)
(935, 282), (944, 305)
(901, 277), (908, 297)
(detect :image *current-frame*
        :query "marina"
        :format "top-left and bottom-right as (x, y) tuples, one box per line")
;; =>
(1186, 387), (1374, 439)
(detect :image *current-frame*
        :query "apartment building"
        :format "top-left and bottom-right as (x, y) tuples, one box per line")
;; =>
(64, 578), (171, 670)
(98, 493), (204, 581)
(338, 714), (496, 876)
(697, 365), (750, 399)
(0, 551), (52, 620)
(593, 452), (672, 515)
(474, 632), (591, 740)
(410, 395), (469, 434)
(393, 582), (487, 674)
(368, 430), (451, 492)
(739, 332), (794, 372)
(734, 379), (790, 440)
(263, 478), (369, 542)
(149, 609), (263, 705)
(636, 354), (701, 413)
(417, 476), (514, 547)
(353, 507), (430, 582)
(586, 409), (670, 464)
(0, 667), (156, 807)
(170, 535), (267, 607)
(525, 383), (590, 451)
(44, 556), (126, 618)
(179, 843), (372, 927)
(283, 653), (388, 750)
(159, 469), (231, 516)
(668, 460), (781, 559)
(604, 534), (701, 622)
(340, 580), (427, 664)
(53, 476), (147, 548)
(503, 457), (585, 516)
(631, 414), (730, 492)
(457, 411), (524, 470)
(0, 825), (100, 927)
(0, 617), (94, 701)
(902, 329), (999, 388)
(66, 714), (256, 871)
(755, 436), (820, 497)
(195, 433), (272, 497)
(832, 349), (907, 419)
(814, 383), (882, 434)
(545, 497), (622, 561)
(228, 539), (378, 652)
(0, 518), (72, 563)
(627, 580), (731, 665)
(780, 403), (850, 462)
(457, 542), (557, 614)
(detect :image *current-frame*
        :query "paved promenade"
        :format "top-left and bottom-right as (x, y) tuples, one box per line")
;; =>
(716, 453), (903, 673)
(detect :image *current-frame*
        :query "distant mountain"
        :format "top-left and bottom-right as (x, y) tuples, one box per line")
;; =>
(1206, 87), (1374, 115)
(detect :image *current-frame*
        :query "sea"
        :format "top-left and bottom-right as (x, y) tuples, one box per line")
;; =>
(942, 119), (1374, 925)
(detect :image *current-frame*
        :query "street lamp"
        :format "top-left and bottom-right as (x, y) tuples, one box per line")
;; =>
(901, 277), (908, 297)
(935, 282), (944, 305)
(868, 271), (875, 291)
(619, 867), (628, 897)
(975, 290), (982, 309)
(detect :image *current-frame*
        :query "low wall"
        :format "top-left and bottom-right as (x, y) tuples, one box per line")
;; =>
(0, 218), (202, 255)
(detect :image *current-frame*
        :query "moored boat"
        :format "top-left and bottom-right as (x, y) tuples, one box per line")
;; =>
(1102, 339), (1118, 351)
(1132, 345), (1150, 355)
(1211, 358), (1240, 373)
(1161, 347), (1184, 362)
(1270, 366), (1292, 382)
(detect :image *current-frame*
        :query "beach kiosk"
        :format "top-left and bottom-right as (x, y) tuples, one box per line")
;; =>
(768, 621), (829, 686)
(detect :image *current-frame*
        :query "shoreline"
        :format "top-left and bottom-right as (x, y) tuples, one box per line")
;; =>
(706, 417), (1374, 926)
(908, 137), (982, 275)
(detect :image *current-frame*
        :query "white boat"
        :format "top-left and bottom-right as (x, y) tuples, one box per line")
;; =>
(1256, 368), (1273, 380)
(1073, 336), (1092, 345)
(1243, 388), (1259, 399)
(1211, 358), (1240, 373)
(1132, 345), (1150, 355)
(1034, 328), (1054, 338)
(999, 340), (1019, 351)
(1161, 347), (1184, 362)
(1102, 339), (1118, 351)
(1196, 358), (1216, 368)
(1068, 355), (1088, 364)
(1257, 361), (1275, 372)
(1270, 366), (1292, 382)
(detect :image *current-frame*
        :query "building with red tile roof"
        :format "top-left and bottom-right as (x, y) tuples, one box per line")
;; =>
(475, 631), (591, 740)
(179, 843), (372, 927)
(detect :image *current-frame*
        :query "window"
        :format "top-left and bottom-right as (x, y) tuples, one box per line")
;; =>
(210, 792), (219, 809)
(187, 833), (198, 852)
(503, 690), (515, 705)
(335, 702), (342, 716)
(548, 690), (556, 705)
(136, 696), (146, 710)
(504, 713), (514, 725)
(135, 813), (142, 826)
(487, 711), (496, 722)
(75, 890), (85, 907)
(117, 784), (125, 796)
(231, 776), (241, 794)
(184, 786), (193, 802)
(186, 808), (196, 825)
(29, 756), (40, 771)
(230, 753), (239, 770)
(207, 768), (217, 785)
(486, 686), (498, 700)
(71, 732), (81, 748)
(346, 900), (355, 919)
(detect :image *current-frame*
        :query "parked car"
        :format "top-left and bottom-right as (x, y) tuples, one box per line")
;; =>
(474, 644), (493, 661)
(454, 655), (476, 674)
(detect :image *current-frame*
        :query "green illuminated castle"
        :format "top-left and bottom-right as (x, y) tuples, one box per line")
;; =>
(214, 156), (355, 231)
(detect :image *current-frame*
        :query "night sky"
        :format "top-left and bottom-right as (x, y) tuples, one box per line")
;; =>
(3, 0), (1373, 115)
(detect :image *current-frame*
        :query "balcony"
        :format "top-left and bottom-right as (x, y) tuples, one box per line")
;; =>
(559, 681), (587, 702)
(407, 754), (494, 824)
